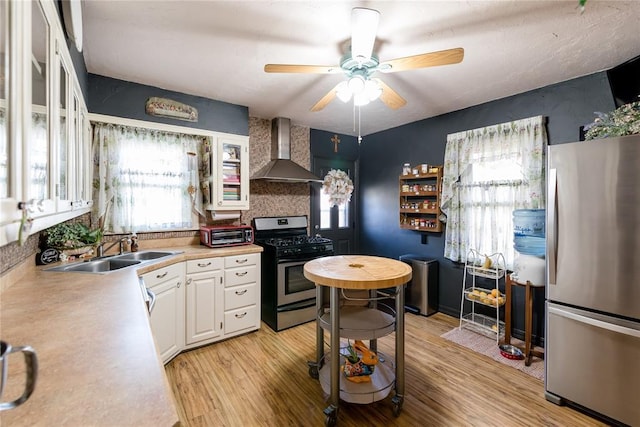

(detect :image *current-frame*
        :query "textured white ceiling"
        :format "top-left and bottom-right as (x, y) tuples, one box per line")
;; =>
(81, 1), (640, 136)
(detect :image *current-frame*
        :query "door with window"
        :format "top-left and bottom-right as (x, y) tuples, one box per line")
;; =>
(311, 157), (356, 255)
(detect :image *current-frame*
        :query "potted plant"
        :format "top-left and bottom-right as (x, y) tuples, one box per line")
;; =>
(44, 223), (103, 257)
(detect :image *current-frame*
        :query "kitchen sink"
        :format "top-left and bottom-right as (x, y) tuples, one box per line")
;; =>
(46, 258), (141, 273)
(113, 251), (179, 261)
(45, 250), (182, 274)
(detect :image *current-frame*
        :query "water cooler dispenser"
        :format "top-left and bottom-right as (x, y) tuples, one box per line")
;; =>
(399, 254), (439, 316)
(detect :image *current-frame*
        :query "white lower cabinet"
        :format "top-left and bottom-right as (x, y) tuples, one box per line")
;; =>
(144, 263), (186, 364)
(142, 252), (261, 364)
(223, 253), (260, 336)
(185, 258), (224, 345)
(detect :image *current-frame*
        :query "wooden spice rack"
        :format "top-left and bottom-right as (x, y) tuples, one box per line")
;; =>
(399, 165), (443, 232)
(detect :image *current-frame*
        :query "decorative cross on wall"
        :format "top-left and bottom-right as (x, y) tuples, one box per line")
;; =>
(331, 134), (341, 153)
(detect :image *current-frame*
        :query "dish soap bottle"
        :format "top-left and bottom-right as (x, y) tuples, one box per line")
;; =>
(130, 233), (139, 252)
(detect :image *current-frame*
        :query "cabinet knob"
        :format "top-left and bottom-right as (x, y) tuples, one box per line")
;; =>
(177, 281), (181, 288)
(186, 278), (192, 285)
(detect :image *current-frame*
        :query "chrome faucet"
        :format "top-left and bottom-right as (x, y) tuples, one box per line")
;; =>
(96, 236), (131, 257)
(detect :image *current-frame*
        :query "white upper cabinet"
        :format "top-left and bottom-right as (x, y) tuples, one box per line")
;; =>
(0, 0), (91, 246)
(205, 135), (249, 211)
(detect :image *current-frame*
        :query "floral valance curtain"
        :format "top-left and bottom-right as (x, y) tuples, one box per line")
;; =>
(441, 116), (546, 266)
(92, 122), (206, 233)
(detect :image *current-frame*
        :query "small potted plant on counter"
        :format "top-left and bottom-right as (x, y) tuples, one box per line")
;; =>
(42, 223), (103, 261)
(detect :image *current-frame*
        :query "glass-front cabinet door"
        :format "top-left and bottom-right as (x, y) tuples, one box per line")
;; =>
(0, 0), (9, 202)
(209, 136), (249, 210)
(56, 49), (71, 210)
(27, 0), (54, 215)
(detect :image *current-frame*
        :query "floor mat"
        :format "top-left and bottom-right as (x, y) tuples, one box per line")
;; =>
(441, 326), (544, 381)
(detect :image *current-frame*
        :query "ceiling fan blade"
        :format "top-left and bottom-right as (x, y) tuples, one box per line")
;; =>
(379, 48), (464, 73)
(310, 83), (341, 112)
(373, 78), (406, 110)
(264, 64), (341, 74)
(351, 8), (380, 62)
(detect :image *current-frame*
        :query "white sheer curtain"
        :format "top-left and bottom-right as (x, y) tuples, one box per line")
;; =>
(92, 122), (205, 233)
(441, 116), (546, 268)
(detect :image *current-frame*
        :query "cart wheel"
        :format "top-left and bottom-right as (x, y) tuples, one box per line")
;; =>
(309, 365), (319, 379)
(392, 395), (404, 417)
(323, 406), (337, 427)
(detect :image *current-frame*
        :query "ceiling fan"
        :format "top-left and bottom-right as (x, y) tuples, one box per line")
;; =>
(264, 7), (464, 112)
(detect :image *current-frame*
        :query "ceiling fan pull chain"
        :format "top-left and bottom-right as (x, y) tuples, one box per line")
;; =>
(358, 105), (362, 144)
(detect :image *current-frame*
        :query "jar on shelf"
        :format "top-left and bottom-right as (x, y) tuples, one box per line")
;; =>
(412, 184), (420, 192)
(420, 164), (429, 174)
(402, 184), (410, 192)
(402, 163), (411, 175)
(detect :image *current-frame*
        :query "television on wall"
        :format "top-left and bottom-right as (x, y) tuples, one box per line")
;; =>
(607, 55), (640, 107)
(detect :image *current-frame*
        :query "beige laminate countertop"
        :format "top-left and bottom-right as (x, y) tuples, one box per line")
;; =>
(0, 244), (263, 426)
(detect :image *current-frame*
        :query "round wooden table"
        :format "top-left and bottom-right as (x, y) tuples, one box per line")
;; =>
(304, 255), (412, 425)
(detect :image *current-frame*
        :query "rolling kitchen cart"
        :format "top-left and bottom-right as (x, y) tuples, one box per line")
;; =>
(304, 255), (412, 427)
(459, 249), (506, 343)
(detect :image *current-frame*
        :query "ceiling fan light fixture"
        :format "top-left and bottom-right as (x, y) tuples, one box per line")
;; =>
(351, 7), (380, 63)
(347, 75), (366, 94)
(354, 92), (370, 106)
(336, 81), (352, 103)
(365, 79), (382, 101)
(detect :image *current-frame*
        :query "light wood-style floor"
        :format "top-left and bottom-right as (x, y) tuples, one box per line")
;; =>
(165, 313), (606, 427)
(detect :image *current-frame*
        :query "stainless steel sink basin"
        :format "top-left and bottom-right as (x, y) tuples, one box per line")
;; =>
(44, 250), (182, 274)
(46, 258), (141, 273)
(113, 251), (178, 261)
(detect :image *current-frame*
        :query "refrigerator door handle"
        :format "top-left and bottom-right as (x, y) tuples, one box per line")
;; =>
(547, 168), (557, 286)
(549, 306), (640, 338)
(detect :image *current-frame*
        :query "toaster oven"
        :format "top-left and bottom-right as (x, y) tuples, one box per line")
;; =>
(199, 225), (254, 248)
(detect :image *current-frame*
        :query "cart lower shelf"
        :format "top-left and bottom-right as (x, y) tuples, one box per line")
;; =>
(318, 306), (396, 340)
(319, 351), (395, 405)
(460, 312), (505, 339)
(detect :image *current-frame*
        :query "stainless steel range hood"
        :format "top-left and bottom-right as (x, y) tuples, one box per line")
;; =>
(251, 117), (322, 183)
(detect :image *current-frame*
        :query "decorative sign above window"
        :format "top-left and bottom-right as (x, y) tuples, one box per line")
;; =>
(145, 97), (198, 122)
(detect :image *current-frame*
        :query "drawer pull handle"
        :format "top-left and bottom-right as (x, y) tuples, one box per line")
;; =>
(235, 289), (247, 295)
(198, 262), (212, 268)
(235, 312), (247, 319)
(235, 271), (248, 277)
(156, 272), (168, 279)
(235, 258), (248, 264)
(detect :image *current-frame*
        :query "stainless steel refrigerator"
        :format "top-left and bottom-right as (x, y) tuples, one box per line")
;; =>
(546, 135), (640, 426)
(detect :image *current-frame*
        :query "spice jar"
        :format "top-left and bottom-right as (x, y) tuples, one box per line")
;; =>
(402, 163), (411, 175)
(402, 184), (410, 192)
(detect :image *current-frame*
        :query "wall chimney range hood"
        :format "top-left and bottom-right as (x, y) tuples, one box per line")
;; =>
(251, 118), (322, 183)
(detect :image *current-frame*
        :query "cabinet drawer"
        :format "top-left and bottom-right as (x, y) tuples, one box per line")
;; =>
(225, 305), (258, 335)
(186, 257), (223, 274)
(224, 265), (257, 287)
(225, 283), (257, 310)
(142, 263), (185, 288)
(224, 253), (259, 268)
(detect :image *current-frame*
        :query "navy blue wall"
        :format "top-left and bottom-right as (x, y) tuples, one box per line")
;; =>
(88, 74), (249, 135)
(350, 71), (615, 339)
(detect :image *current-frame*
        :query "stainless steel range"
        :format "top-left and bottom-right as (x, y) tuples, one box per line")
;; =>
(252, 216), (334, 331)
